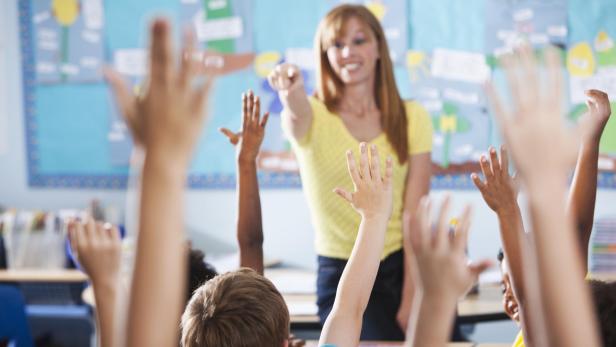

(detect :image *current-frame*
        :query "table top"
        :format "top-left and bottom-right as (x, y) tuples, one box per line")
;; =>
(304, 342), (509, 347)
(0, 269), (88, 282)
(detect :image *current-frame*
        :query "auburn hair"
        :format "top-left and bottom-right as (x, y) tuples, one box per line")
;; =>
(180, 268), (289, 347)
(314, 4), (409, 164)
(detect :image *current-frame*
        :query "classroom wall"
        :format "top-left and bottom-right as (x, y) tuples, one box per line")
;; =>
(1, 0), (615, 270)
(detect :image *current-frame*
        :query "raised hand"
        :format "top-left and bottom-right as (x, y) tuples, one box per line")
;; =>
(267, 63), (304, 96)
(581, 89), (611, 144)
(487, 46), (588, 184)
(68, 217), (122, 347)
(334, 142), (394, 220)
(68, 217), (122, 285)
(411, 197), (492, 299)
(219, 90), (269, 163)
(104, 22), (215, 165)
(471, 146), (518, 214)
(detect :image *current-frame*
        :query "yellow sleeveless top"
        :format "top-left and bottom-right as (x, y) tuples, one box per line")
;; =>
(286, 96), (433, 259)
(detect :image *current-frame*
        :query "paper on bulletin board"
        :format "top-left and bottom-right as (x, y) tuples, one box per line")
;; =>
(32, 0), (105, 84)
(485, 0), (567, 56)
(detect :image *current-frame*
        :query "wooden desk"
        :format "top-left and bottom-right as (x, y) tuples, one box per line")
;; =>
(0, 269), (88, 282)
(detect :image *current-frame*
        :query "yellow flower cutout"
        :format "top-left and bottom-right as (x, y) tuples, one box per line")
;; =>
(52, 0), (80, 26)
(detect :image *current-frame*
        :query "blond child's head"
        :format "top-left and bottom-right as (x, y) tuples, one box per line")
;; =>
(181, 268), (290, 347)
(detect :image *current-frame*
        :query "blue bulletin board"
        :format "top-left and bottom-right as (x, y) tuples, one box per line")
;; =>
(19, 0), (616, 189)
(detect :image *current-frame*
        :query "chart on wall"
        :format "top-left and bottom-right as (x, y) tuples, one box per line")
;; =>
(19, 0), (616, 189)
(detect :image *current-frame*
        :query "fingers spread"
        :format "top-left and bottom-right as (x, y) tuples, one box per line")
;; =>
(253, 95), (261, 124)
(413, 196), (432, 252)
(149, 19), (174, 84)
(489, 146), (500, 174)
(383, 156), (393, 187)
(333, 187), (353, 204)
(178, 28), (197, 88)
(218, 127), (239, 144)
(453, 205), (472, 253)
(345, 150), (361, 185)
(260, 112), (270, 128)
(499, 145), (509, 173)
(358, 142), (370, 180)
(471, 173), (486, 192)
(479, 155), (493, 181)
(369, 144), (381, 182)
(434, 195), (451, 249)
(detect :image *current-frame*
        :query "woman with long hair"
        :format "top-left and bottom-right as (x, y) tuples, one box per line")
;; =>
(268, 4), (433, 340)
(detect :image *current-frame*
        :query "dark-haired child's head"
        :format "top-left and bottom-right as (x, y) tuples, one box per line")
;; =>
(181, 268), (290, 347)
(588, 280), (616, 347)
(497, 248), (520, 323)
(186, 248), (218, 305)
(498, 249), (616, 346)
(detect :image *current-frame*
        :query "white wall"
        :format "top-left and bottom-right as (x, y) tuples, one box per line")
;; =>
(1, 0), (615, 270)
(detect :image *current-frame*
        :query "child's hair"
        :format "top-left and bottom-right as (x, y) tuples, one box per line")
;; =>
(180, 268), (290, 347)
(498, 250), (616, 347)
(186, 248), (218, 305)
(589, 280), (616, 347)
(497, 248), (504, 263)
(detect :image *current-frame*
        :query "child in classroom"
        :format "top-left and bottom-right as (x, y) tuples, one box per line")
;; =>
(472, 88), (616, 346)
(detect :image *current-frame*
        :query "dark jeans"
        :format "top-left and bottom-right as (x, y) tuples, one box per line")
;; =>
(316, 250), (405, 340)
(316, 249), (468, 341)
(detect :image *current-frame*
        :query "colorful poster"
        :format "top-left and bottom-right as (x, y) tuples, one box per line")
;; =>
(407, 48), (491, 177)
(567, 0), (616, 172)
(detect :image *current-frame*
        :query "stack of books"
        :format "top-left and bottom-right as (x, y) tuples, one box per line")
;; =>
(590, 217), (616, 273)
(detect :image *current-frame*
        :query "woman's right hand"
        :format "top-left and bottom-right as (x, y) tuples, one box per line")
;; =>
(267, 63), (304, 97)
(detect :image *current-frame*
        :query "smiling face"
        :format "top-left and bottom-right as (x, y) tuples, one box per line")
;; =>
(325, 16), (380, 86)
(500, 257), (521, 323)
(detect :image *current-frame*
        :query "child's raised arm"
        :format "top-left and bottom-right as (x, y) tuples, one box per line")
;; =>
(68, 218), (122, 347)
(487, 45), (601, 347)
(567, 89), (611, 267)
(407, 197), (491, 347)
(106, 18), (214, 347)
(472, 146), (525, 295)
(219, 90), (269, 274)
(318, 143), (393, 347)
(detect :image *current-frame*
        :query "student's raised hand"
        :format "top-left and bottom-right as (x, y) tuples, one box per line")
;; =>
(267, 63), (304, 96)
(334, 143), (394, 220)
(104, 20), (214, 165)
(218, 90), (269, 163)
(471, 146), (518, 214)
(103, 68), (145, 147)
(68, 217), (122, 286)
(581, 89), (611, 144)
(487, 46), (588, 185)
(411, 197), (492, 299)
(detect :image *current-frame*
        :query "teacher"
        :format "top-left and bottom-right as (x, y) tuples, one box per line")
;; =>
(268, 4), (432, 340)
